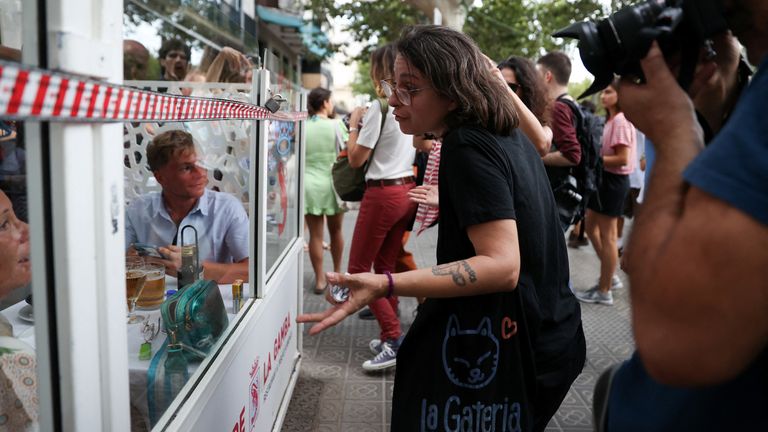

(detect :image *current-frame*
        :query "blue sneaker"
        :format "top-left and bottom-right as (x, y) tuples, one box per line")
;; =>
(363, 340), (398, 371)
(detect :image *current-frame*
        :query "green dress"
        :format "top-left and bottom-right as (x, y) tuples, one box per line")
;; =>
(305, 116), (348, 215)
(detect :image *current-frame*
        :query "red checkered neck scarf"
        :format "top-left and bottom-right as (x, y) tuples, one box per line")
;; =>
(415, 139), (442, 235)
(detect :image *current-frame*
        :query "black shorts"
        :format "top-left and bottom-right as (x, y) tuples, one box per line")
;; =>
(622, 187), (641, 218)
(587, 171), (629, 217)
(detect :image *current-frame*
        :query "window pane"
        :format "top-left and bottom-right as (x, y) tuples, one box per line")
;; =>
(122, 86), (253, 430)
(264, 79), (300, 275)
(0, 1), (39, 429)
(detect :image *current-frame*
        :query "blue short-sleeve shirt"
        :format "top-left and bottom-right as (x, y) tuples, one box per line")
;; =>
(125, 189), (249, 263)
(683, 57), (768, 225)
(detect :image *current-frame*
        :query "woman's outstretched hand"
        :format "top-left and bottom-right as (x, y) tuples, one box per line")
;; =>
(408, 185), (439, 207)
(297, 271), (387, 335)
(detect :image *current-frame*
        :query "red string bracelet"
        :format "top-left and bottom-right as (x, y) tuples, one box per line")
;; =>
(383, 270), (394, 298)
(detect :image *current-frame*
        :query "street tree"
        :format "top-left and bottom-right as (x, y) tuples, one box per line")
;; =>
(304, 0), (622, 63)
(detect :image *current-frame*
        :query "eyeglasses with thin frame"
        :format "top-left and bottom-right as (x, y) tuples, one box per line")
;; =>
(507, 82), (522, 93)
(380, 80), (429, 106)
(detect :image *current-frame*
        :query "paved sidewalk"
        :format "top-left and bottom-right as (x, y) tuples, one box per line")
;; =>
(283, 210), (634, 432)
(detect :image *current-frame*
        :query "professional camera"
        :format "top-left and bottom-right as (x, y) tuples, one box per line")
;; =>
(554, 0), (729, 97)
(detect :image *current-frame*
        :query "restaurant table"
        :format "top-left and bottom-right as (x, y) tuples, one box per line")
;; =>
(1, 277), (245, 431)
(1, 300), (35, 347)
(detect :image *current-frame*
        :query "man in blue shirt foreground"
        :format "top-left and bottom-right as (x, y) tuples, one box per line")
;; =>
(126, 130), (249, 283)
(603, 0), (768, 429)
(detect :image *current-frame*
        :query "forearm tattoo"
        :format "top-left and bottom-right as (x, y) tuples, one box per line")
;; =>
(432, 260), (478, 286)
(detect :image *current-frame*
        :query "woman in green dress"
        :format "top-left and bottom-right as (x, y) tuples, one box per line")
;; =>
(305, 88), (347, 293)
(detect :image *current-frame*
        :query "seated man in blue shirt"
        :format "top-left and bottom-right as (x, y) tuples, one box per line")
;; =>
(126, 129), (249, 283)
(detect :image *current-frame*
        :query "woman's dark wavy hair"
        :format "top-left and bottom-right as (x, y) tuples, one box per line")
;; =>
(497, 56), (551, 126)
(396, 25), (519, 136)
(307, 87), (332, 117)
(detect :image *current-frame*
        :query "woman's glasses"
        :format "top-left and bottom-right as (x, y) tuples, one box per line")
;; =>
(507, 82), (522, 93)
(380, 80), (429, 106)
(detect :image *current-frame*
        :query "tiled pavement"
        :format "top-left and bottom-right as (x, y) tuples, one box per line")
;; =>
(283, 210), (634, 432)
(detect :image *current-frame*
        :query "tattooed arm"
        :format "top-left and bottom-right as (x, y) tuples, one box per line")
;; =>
(298, 219), (521, 335)
(419, 219), (520, 292)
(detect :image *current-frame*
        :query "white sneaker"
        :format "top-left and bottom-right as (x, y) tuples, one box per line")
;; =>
(575, 286), (614, 306)
(596, 275), (624, 290)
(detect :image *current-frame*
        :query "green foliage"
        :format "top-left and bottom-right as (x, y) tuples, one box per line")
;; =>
(304, 0), (615, 67)
(466, 0), (607, 62)
(350, 61), (377, 101)
(147, 56), (162, 80)
(304, 0), (650, 100)
(305, 0), (431, 64)
(568, 77), (595, 101)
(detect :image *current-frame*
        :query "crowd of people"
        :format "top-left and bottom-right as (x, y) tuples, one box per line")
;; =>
(298, 0), (768, 429)
(123, 38), (254, 86)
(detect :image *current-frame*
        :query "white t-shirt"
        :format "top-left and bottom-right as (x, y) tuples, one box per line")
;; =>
(357, 99), (415, 181)
(629, 130), (646, 189)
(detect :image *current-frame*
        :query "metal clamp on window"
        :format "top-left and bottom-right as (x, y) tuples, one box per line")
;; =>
(264, 94), (287, 113)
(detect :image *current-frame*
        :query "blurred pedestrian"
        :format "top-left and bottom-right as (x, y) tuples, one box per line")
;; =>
(617, 130), (646, 255)
(498, 55), (552, 155)
(304, 88), (346, 294)
(537, 52), (583, 232)
(180, 69), (206, 97)
(575, 80), (636, 305)
(205, 47), (252, 84)
(159, 38), (190, 81)
(338, 43), (417, 372)
(123, 39), (149, 81)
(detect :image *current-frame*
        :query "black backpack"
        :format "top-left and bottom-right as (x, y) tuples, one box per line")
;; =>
(557, 95), (604, 222)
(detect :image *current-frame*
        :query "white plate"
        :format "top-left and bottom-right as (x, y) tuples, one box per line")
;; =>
(17, 304), (33, 323)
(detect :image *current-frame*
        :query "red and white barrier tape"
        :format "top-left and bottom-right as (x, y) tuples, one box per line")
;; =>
(0, 60), (306, 123)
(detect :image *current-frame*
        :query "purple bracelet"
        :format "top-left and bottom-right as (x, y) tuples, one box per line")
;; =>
(383, 271), (394, 298)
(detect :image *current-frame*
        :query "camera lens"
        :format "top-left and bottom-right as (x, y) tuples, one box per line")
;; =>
(554, 0), (727, 97)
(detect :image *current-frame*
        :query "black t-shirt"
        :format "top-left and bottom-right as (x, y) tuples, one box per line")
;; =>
(391, 126), (582, 430)
(436, 126), (581, 362)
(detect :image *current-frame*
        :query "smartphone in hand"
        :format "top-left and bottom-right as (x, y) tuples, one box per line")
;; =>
(132, 242), (167, 259)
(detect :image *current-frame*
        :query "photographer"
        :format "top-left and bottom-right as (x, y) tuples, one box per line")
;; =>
(599, 1), (768, 429)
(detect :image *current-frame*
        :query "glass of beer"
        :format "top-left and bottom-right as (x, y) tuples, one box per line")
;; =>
(137, 263), (166, 309)
(126, 256), (147, 324)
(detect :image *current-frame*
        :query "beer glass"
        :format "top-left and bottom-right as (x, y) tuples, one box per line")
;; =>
(126, 256), (147, 324)
(137, 262), (166, 309)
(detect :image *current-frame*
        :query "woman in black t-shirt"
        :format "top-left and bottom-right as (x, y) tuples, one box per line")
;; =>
(298, 25), (585, 432)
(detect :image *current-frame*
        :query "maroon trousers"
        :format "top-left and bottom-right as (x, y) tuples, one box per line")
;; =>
(348, 183), (417, 342)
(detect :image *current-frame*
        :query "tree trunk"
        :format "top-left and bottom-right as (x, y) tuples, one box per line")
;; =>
(405, 0), (467, 30)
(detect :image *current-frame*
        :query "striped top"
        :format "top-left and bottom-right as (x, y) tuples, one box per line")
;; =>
(415, 139), (442, 235)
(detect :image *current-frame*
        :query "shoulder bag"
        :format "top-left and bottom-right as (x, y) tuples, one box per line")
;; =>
(331, 98), (388, 202)
(147, 279), (229, 425)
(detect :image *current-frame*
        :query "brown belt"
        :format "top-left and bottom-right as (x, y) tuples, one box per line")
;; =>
(366, 176), (415, 187)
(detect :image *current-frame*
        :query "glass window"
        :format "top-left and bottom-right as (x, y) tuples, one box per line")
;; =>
(264, 90), (300, 274)
(122, 83), (253, 430)
(0, 1), (40, 430)
(263, 51), (300, 275)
